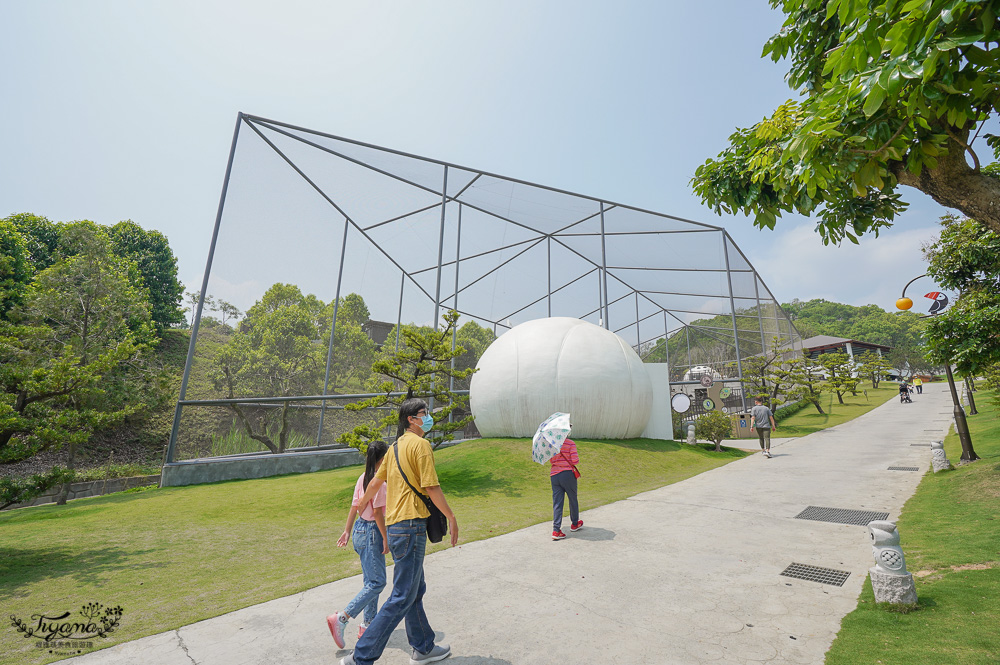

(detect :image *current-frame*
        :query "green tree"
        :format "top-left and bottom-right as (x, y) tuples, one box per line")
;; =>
(185, 290), (216, 328)
(695, 410), (733, 452)
(692, 1), (1000, 243)
(107, 220), (185, 330)
(923, 214), (1000, 373)
(311, 293), (376, 394)
(210, 284), (326, 454)
(4, 212), (59, 273)
(337, 310), (477, 450)
(818, 349), (860, 404)
(786, 355), (827, 414)
(856, 350), (893, 388)
(215, 299), (242, 328)
(0, 223), (153, 506)
(0, 219), (32, 317)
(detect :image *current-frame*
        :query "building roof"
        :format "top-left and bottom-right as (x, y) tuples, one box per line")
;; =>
(800, 335), (891, 352)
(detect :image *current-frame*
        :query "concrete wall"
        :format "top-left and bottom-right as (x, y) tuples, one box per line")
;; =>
(641, 363), (673, 440)
(161, 440), (469, 487)
(160, 447), (365, 487)
(4, 474), (161, 510)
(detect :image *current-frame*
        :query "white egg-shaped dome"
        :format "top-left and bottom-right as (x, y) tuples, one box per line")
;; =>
(470, 317), (652, 438)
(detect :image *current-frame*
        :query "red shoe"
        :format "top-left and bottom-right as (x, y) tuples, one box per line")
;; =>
(570, 520), (584, 532)
(552, 530), (566, 540)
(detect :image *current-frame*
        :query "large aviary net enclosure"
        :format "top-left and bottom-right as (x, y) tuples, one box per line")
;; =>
(167, 113), (802, 462)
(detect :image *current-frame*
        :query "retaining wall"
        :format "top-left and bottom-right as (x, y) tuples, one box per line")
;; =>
(4, 474), (161, 510)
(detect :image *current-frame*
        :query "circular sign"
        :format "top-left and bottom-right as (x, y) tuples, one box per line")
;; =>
(702, 398), (716, 411)
(719, 387), (732, 398)
(699, 375), (714, 388)
(671, 393), (692, 413)
(721, 406), (729, 414)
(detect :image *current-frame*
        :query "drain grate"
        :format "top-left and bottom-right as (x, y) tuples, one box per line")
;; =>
(888, 466), (919, 471)
(910, 443), (931, 446)
(780, 563), (851, 587)
(794, 506), (889, 526)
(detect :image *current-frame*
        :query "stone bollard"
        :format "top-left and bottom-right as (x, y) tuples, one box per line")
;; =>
(930, 440), (952, 473)
(868, 520), (917, 605)
(686, 423), (696, 445)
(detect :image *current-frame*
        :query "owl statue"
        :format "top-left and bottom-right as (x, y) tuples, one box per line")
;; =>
(869, 520), (908, 576)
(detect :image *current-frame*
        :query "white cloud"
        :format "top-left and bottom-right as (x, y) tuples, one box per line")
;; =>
(757, 223), (940, 310)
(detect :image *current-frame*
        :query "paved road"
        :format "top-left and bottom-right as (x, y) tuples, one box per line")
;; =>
(59, 384), (953, 665)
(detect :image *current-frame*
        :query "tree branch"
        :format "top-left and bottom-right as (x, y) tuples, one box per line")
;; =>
(945, 125), (981, 172)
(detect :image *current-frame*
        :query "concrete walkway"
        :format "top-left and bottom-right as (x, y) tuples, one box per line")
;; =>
(59, 384), (953, 665)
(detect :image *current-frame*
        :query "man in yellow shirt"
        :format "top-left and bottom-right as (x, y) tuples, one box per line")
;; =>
(913, 377), (923, 394)
(343, 399), (458, 665)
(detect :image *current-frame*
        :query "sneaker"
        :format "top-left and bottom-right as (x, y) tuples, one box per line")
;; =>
(570, 520), (583, 532)
(765, 450), (772, 458)
(358, 623), (368, 639)
(411, 643), (451, 664)
(552, 530), (566, 540)
(327, 612), (348, 649)
(340, 655), (356, 665)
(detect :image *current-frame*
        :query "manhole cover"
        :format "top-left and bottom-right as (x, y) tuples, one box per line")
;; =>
(888, 466), (919, 471)
(794, 506), (890, 526)
(780, 563), (851, 587)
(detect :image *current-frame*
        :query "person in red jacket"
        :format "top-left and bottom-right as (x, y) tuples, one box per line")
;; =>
(550, 437), (581, 540)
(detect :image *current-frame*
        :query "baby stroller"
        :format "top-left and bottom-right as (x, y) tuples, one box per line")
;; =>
(899, 383), (913, 403)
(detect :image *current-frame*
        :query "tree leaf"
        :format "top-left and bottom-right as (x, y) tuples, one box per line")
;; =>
(864, 84), (888, 117)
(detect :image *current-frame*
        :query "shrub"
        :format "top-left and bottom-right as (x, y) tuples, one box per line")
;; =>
(774, 399), (809, 422)
(695, 410), (734, 452)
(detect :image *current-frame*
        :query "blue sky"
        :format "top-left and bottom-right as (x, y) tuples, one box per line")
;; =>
(1, 1), (954, 316)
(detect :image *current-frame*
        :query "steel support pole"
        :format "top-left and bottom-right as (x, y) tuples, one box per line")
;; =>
(662, 311), (672, 381)
(317, 215), (351, 444)
(753, 273), (767, 356)
(635, 291), (641, 348)
(433, 166), (449, 331)
(945, 364), (979, 461)
(395, 273), (404, 352)
(722, 233), (748, 413)
(449, 204), (463, 402)
(686, 325), (692, 369)
(167, 112), (243, 466)
(599, 203), (609, 329)
(547, 236), (552, 317)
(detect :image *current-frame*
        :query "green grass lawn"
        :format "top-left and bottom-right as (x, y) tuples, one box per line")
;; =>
(825, 390), (1000, 665)
(774, 384), (901, 437)
(0, 437), (745, 665)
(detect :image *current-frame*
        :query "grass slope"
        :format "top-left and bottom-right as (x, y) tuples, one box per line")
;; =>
(775, 384), (900, 437)
(824, 391), (1000, 665)
(0, 437), (744, 665)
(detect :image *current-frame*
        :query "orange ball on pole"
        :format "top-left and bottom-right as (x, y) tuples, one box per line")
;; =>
(896, 297), (913, 310)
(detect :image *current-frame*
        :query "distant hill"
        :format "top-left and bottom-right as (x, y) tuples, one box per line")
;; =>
(781, 298), (925, 349)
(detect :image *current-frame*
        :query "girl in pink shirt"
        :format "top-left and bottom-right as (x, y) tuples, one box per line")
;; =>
(550, 438), (582, 540)
(327, 441), (389, 648)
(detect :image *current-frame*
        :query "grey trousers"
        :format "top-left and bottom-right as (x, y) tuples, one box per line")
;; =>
(756, 427), (772, 450)
(551, 470), (579, 531)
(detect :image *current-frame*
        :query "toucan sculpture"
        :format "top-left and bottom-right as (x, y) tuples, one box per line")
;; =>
(924, 291), (949, 315)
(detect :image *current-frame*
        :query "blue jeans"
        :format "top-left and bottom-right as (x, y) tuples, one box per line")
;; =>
(351, 518), (436, 665)
(551, 470), (578, 531)
(343, 518), (386, 625)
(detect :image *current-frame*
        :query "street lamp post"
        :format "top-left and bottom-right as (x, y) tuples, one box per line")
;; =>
(897, 275), (979, 463)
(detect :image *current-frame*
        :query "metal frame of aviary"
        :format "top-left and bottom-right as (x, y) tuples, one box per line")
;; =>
(166, 112), (802, 463)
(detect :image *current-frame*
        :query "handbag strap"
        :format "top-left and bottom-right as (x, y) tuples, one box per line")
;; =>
(393, 441), (433, 508)
(557, 451), (580, 473)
